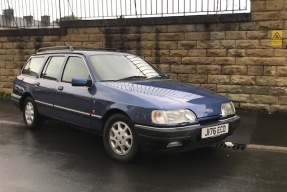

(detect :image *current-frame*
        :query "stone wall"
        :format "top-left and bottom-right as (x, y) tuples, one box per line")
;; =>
(0, 0), (287, 112)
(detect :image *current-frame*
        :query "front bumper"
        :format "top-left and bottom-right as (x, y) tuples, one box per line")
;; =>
(135, 115), (240, 152)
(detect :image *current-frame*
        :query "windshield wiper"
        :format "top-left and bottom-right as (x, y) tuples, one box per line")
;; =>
(147, 75), (169, 79)
(116, 76), (147, 81)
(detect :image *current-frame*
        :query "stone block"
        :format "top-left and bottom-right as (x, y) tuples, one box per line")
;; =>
(237, 57), (286, 65)
(251, 1), (266, 12)
(188, 50), (206, 57)
(256, 76), (287, 86)
(157, 41), (178, 50)
(252, 12), (280, 21)
(250, 95), (278, 104)
(170, 50), (188, 57)
(239, 22), (257, 31)
(141, 33), (157, 41)
(186, 25), (196, 32)
(231, 75), (256, 85)
(228, 49), (246, 57)
(219, 40), (236, 49)
(187, 74), (208, 84)
(43, 36), (61, 42)
(3, 43), (14, 49)
(277, 66), (287, 76)
(171, 65), (195, 73)
(151, 50), (170, 57)
(178, 74), (188, 82)
(208, 75), (230, 84)
(89, 34), (106, 42)
(196, 24), (217, 32)
(167, 25), (186, 33)
(246, 31), (268, 40)
(157, 64), (171, 73)
(200, 84), (217, 91)
(67, 28), (79, 34)
(223, 66), (247, 75)
(160, 57), (181, 64)
(274, 49), (287, 56)
(264, 66), (277, 76)
(196, 65), (222, 75)
(236, 40), (259, 49)
(265, 0), (286, 11)
(197, 40), (219, 49)
(158, 33), (185, 41)
(246, 49), (274, 57)
(206, 49), (227, 57)
(79, 27), (101, 34)
(271, 105), (287, 113)
(279, 96), (287, 104)
(269, 87), (287, 96)
(259, 40), (282, 49)
(226, 31), (246, 40)
(185, 32), (209, 40)
(182, 57), (214, 65)
(248, 66), (264, 76)
(178, 41), (197, 50)
(227, 94), (251, 102)
(210, 32), (225, 40)
(256, 21), (284, 30)
(242, 86), (270, 94)
(216, 23), (238, 31)
(215, 57), (235, 65)
(217, 85), (243, 93)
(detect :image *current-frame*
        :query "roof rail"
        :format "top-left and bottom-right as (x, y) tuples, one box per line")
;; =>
(37, 46), (117, 53)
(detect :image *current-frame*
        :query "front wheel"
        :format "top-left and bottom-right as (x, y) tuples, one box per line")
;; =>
(23, 97), (44, 129)
(103, 114), (139, 163)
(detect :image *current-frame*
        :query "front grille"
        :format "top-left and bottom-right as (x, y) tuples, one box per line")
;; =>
(198, 117), (220, 125)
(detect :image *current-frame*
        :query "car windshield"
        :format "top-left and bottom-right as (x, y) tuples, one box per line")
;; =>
(90, 54), (167, 81)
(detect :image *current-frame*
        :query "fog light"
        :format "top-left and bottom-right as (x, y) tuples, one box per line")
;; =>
(167, 141), (182, 148)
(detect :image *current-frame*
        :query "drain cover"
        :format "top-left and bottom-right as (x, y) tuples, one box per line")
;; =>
(212, 142), (246, 150)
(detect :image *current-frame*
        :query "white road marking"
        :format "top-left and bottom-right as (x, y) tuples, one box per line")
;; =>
(0, 120), (22, 126)
(247, 144), (287, 153)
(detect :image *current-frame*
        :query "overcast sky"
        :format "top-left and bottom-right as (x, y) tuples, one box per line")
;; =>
(1, 0), (250, 21)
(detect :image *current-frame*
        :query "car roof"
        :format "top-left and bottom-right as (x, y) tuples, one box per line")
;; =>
(34, 46), (125, 56)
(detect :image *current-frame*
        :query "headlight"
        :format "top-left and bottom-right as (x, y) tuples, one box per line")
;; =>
(151, 109), (197, 125)
(221, 102), (235, 117)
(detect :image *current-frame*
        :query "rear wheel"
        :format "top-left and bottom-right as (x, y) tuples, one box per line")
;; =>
(103, 114), (139, 163)
(23, 97), (44, 129)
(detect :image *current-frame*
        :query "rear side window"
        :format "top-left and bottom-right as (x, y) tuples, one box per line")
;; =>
(62, 57), (90, 83)
(41, 56), (65, 81)
(22, 57), (45, 76)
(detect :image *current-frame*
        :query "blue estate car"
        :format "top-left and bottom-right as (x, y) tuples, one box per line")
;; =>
(11, 46), (240, 162)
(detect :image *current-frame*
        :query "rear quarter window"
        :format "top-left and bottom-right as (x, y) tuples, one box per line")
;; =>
(22, 57), (45, 77)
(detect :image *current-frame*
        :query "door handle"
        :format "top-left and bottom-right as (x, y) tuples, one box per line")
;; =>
(58, 86), (64, 91)
(35, 82), (40, 86)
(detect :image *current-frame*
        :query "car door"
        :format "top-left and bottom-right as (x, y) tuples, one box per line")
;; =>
(53, 55), (93, 129)
(33, 56), (66, 116)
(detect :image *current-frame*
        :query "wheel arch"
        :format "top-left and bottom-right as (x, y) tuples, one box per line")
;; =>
(19, 92), (34, 111)
(101, 109), (131, 132)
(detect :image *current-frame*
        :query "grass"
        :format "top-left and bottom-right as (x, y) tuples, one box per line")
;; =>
(0, 92), (11, 100)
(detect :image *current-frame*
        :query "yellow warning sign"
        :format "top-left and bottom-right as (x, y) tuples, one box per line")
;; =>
(271, 31), (283, 46)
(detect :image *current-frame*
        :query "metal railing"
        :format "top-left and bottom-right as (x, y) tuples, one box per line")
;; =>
(0, 0), (250, 29)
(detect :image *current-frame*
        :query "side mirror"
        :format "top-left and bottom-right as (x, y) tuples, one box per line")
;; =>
(71, 77), (92, 87)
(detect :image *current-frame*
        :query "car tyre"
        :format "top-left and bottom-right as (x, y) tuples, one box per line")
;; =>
(103, 114), (139, 163)
(23, 97), (44, 129)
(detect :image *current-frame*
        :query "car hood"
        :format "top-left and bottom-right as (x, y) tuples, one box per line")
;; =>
(103, 80), (229, 119)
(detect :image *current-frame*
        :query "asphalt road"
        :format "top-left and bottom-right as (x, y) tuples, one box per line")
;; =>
(0, 101), (287, 192)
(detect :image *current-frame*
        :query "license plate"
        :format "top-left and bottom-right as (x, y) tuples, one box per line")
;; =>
(201, 124), (229, 139)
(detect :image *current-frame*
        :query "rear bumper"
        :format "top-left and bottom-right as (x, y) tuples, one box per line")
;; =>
(134, 115), (240, 152)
